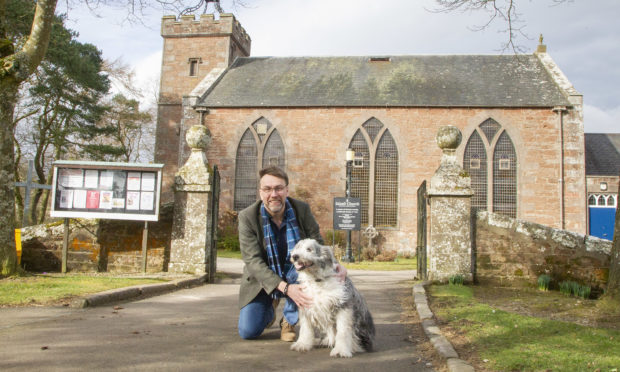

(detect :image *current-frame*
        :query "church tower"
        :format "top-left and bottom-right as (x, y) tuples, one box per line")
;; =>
(155, 13), (251, 196)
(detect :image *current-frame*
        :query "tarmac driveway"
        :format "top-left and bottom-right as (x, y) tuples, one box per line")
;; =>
(0, 267), (435, 371)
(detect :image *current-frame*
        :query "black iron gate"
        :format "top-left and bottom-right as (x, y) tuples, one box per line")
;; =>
(416, 180), (427, 280)
(208, 165), (221, 282)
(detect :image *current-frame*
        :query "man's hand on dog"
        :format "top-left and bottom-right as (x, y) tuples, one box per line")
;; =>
(279, 281), (313, 308)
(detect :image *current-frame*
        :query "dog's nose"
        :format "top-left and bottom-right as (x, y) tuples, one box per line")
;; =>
(292, 254), (299, 261)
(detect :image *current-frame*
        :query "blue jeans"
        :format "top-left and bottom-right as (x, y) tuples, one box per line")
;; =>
(238, 269), (298, 339)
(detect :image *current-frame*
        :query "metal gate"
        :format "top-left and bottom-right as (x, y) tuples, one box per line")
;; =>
(208, 166), (221, 282)
(416, 180), (427, 280)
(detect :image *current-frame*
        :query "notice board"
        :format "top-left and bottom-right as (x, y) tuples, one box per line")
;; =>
(50, 161), (164, 221)
(333, 197), (361, 231)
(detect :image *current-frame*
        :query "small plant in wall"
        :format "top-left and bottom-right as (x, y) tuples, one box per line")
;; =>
(537, 274), (551, 291)
(559, 280), (592, 299)
(449, 274), (464, 286)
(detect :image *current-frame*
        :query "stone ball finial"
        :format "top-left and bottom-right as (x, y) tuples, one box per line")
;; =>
(186, 125), (211, 151)
(436, 125), (462, 150)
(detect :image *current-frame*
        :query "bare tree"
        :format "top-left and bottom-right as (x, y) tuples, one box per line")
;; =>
(432, 0), (571, 53)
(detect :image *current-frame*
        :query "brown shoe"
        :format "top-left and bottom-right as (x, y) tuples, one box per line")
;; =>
(280, 317), (296, 342)
(266, 299), (280, 329)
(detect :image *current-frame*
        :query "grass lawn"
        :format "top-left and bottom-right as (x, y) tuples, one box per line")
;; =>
(428, 284), (620, 371)
(217, 250), (416, 271)
(0, 274), (168, 307)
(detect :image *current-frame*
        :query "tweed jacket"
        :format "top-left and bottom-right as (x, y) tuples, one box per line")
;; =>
(237, 197), (324, 309)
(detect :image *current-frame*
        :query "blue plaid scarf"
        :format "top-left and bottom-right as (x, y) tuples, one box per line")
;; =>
(261, 199), (301, 299)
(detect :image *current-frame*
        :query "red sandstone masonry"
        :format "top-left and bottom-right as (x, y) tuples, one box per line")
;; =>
(200, 106), (582, 252)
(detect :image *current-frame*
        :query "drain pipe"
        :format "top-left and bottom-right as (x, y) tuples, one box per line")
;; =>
(553, 106), (567, 230)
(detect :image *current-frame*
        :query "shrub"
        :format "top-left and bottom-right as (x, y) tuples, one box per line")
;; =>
(324, 230), (346, 247)
(537, 274), (551, 291)
(449, 274), (464, 286)
(217, 209), (240, 251)
(374, 250), (397, 262)
(361, 245), (377, 261)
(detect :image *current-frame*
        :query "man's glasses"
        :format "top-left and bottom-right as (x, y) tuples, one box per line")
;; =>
(260, 185), (287, 194)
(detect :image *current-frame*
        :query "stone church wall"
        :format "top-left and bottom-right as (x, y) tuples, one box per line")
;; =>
(201, 106), (582, 253)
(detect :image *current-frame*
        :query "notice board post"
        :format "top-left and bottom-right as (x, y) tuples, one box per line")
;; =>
(50, 161), (164, 273)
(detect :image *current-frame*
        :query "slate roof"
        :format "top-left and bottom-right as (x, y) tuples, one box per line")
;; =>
(199, 55), (572, 108)
(585, 133), (620, 176)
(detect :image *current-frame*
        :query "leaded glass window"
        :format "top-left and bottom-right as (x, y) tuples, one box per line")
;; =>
(463, 118), (518, 218)
(234, 129), (258, 211)
(464, 131), (487, 211)
(348, 118), (398, 228)
(234, 118), (285, 211)
(480, 118), (501, 143)
(493, 131), (517, 217)
(374, 131), (399, 227)
(349, 129), (370, 224)
(263, 130), (285, 169)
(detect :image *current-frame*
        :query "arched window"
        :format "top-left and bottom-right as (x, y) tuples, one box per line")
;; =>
(588, 195), (597, 205)
(234, 118), (286, 211)
(348, 118), (399, 228)
(464, 131), (487, 210)
(463, 118), (518, 218)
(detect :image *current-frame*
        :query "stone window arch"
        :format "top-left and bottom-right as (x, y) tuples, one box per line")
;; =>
(234, 118), (286, 211)
(348, 117), (399, 228)
(463, 118), (518, 218)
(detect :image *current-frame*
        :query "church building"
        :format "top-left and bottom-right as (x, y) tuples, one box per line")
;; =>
(155, 14), (586, 253)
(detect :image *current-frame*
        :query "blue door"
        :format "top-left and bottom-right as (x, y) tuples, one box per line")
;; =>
(589, 207), (616, 240)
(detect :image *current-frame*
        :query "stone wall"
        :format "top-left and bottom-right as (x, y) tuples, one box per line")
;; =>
(475, 210), (611, 289)
(20, 204), (174, 273)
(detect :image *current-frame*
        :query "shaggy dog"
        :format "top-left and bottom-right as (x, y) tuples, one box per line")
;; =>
(289, 239), (375, 358)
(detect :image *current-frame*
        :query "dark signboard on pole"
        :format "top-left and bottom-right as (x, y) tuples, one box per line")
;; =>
(333, 197), (361, 231)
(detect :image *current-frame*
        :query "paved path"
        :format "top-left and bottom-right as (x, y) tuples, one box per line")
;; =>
(0, 259), (435, 371)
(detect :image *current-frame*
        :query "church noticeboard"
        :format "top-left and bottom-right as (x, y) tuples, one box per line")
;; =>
(50, 161), (164, 221)
(333, 197), (361, 231)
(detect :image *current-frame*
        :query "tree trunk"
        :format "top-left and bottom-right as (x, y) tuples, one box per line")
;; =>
(605, 176), (620, 299)
(0, 0), (58, 276)
(0, 79), (19, 276)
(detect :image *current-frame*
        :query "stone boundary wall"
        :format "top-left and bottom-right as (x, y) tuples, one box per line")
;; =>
(475, 211), (611, 289)
(20, 204), (174, 273)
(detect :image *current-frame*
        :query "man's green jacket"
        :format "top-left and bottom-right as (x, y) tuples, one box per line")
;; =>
(237, 197), (323, 309)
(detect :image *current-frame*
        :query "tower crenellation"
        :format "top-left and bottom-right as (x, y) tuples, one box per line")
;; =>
(161, 13), (251, 56)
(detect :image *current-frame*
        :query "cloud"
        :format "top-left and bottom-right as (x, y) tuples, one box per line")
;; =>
(584, 104), (620, 133)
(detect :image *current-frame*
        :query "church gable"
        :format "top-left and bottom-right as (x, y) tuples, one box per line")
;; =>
(198, 55), (572, 108)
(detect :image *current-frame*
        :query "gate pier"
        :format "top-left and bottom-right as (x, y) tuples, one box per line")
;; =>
(169, 125), (219, 280)
(427, 126), (474, 282)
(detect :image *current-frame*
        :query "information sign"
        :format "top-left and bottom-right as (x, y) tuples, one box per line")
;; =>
(50, 161), (164, 221)
(333, 197), (361, 231)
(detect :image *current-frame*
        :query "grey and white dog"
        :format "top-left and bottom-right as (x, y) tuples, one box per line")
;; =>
(289, 239), (375, 358)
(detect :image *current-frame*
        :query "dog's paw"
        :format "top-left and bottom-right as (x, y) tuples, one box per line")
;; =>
(330, 348), (353, 358)
(291, 341), (313, 352)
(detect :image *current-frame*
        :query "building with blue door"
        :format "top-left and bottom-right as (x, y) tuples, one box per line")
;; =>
(585, 133), (620, 240)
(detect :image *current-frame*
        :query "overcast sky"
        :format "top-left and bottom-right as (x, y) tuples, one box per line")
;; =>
(59, 0), (619, 133)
